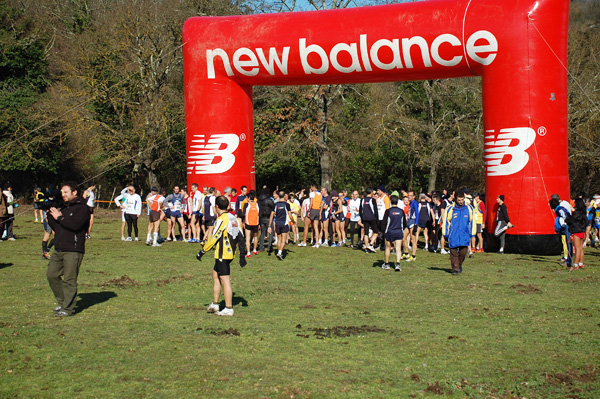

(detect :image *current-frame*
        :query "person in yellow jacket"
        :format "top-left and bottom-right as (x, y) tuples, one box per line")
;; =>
(196, 196), (246, 316)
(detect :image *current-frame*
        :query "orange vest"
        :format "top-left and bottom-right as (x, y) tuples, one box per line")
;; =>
(311, 192), (322, 210)
(244, 201), (259, 226)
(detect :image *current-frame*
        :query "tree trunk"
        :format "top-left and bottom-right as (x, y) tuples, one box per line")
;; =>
(320, 149), (332, 189)
(147, 169), (159, 191)
(318, 87), (332, 188)
(428, 161), (437, 193)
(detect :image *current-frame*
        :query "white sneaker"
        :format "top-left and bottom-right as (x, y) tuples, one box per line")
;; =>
(125, 237), (132, 242)
(440, 249), (449, 255)
(206, 303), (220, 313)
(152, 242), (161, 247)
(134, 237), (139, 241)
(7, 237), (16, 241)
(216, 307), (234, 316)
(121, 236), (126, 241)
(381, 263), (390, 270)
(298, 242), (306, 247)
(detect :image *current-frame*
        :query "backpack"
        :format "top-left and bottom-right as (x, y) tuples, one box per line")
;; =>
(244, 201), (259, 226)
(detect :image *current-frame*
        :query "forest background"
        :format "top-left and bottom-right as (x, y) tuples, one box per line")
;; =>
(0, 0), (599, 200)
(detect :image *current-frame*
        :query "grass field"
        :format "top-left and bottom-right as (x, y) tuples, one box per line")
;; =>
(1, 209), (599, 398)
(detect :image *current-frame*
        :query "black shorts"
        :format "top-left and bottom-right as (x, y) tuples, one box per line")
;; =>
(149, 210), (161, 223)
(275, 224), (290, 235)
(386, 232), (403, 242)
(88, 206), (94, 215)
(214, 259), (232, 276)
(34, 202), (42, 210)
(417, 218), (430, 228)
(245, 225), (259, 234)
(203, 219), (215, 227)
(363, 219), (379, 235)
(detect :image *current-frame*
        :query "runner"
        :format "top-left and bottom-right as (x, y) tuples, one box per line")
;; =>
(242, 190), (260, 256)
(308, 184), (322, 248)
(146, 187), (165, 247)
(165, 186), (187, 241)
(299, 189), (312, 247)
(268, 190), (293, 260)
(319, 187), (331, 246)
(359, 189), (379, 253)
(376, 186), (390, 249)
(381, 195), (407, 271)
(83, 183), (96, 239)
(203, 187), (217, 240)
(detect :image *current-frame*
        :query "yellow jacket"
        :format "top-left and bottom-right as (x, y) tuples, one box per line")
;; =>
(202, 213), (235, 260)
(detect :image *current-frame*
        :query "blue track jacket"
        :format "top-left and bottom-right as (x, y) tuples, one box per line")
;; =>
(443, 202), (476, 248)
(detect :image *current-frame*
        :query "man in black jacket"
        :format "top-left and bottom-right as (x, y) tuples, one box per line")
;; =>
(47, 182), (90, 317)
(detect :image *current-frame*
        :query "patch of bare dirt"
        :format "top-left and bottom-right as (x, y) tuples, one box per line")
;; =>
(210, 328), (240, 336)
(99, 275), (140, 288)
(510, 284), (541, 294)
(309, 325), (386, 338)
(155, 274), (193, 286)
(424, 381), (449, 395)
(546, 365), (599, 386)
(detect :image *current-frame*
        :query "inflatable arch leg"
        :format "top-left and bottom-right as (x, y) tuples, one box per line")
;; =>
(183, 0), (570, 254)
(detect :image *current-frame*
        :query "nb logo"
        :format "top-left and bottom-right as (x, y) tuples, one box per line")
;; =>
(484, 127), (536, 176)
(187, 134), (240, 174)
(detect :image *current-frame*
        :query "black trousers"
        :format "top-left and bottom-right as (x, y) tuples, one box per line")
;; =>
(125, 214), (138, 238)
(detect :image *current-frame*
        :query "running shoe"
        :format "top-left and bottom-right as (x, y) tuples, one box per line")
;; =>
(125, 237), (132, 242)
(252, 250), (259, 255)
(216, 307), (234, 316)
(394, 263), (402, 272)
(245, 253), (251, 258)
(381, 263), (390, 270)
(206, 303), (220, 313)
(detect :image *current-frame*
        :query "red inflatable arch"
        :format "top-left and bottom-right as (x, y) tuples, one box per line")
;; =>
(183, 0), (570, 253)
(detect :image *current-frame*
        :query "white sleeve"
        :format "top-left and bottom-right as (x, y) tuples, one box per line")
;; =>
(135, 195), (142, 215)
(114, 194), (124, 207)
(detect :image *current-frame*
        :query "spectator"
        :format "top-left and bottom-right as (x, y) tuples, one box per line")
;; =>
(46, 182), (90, 317)
(443, 191), (475, 275)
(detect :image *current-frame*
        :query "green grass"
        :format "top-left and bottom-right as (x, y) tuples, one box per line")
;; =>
(1, 209), (599, 398)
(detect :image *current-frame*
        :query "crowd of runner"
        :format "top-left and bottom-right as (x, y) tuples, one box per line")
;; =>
(107, 183), (599, 272)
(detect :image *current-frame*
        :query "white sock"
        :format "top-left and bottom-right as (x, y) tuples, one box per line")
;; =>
(153, 232), (158, 244)
(147, 233), (152, 241)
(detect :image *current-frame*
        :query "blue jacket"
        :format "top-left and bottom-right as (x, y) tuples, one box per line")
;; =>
(443, 203), (475, 248)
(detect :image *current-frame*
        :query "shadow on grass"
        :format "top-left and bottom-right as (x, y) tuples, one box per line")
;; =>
(76, 291), (118, 313)
(0, 263), (14, 270)
(428, 267), (454, 274)
(220, 292), (248, 308)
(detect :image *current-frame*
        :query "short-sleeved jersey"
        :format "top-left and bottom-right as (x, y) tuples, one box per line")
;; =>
(288, 200), (300, 223)
(348, 198), (361, 222)
(383, 207), (406, 236)
(192, 191), (204, 213)
(273, 201), (291, 226)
